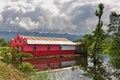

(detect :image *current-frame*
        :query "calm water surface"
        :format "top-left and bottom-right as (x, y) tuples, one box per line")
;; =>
(28, 54), (120, 80)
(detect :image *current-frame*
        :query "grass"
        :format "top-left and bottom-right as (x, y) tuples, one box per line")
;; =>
(31, 71), (50, 80)
(0, 60), (29, 80)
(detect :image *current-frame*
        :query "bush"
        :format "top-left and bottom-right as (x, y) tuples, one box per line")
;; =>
(0, 47), (12, 65)
(1, 57), (11, 64)
(0, 38), (9, 47)
(19, 62), (34, 74)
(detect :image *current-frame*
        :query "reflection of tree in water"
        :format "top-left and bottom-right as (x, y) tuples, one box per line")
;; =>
(80, 56), (112, 80)
(110, 56), (120, 80)
(78, 54), (120, 80)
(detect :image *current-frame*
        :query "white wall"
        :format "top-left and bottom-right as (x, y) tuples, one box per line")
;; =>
(61, 61), (75, 67)
(61, 45), (75, 50)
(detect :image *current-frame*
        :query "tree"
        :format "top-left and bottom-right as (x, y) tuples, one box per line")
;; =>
(108, 12), (120, 38)
(108, 12), (120, 56)
(81, 34), (94, 54)
(0, 47), (33, 68)
(88, 3), (106, 80)
(15, 52), (33, 64)
(0, 47), (11, 65)
(0, 38), (9, 47)
(81, 34), (94, 47)
(108, 12), (120, 80)
(10, 48), (33, 67)
(93, 3), (105, 60)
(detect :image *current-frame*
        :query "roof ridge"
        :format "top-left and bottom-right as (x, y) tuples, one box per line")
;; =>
(21, 35), (70, 41)
(21, 35), (67, 39)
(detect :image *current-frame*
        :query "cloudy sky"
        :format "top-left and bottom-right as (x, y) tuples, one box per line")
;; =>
(0, 0), (120, 35)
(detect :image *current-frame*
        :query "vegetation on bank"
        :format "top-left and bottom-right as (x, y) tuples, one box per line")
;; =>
(0, 60), (29, 80)
(0, 46), (51, 80)
(0, 47), (34, 80)
(0, 38), (9, 47)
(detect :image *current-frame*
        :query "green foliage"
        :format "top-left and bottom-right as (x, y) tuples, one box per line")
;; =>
(95, 3), (104, 17)
(80, 33), (108, 55)
(0, 38), (9, 47)
(10, 48), (19, 65)
(0, 47), (11, 56)
(0, 47), (34, 79)
(108, 39), (120, 56)
(101, 37), (112, 54)
(0, 47), (33, 68)
(108, 12), (120, 38)
(80, 3), (105, 56)
(108, 12), (120, 56)
(1, 57), (11, 65)
(0, 47), (12, 65)
(80, 34), (94, 54)
(15, 52), (33, 58)
(81, 34), (94, 47)
(15, 52), (33, 66)
(92, 3), (105, 60)
(89, 41), (95, 53)
(19, 62), (34, 74)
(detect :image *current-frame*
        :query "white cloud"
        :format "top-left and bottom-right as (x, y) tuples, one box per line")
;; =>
(18, 17), (39, 30)
(40, 0), (59, 15)
(0, 0), (120, 34)
(0, 15), (3, 21)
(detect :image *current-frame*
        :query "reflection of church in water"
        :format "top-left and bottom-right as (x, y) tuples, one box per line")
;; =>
(23, 56), (88, 70)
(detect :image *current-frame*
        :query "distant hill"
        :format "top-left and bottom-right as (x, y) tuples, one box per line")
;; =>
(0, 31), (82, 41)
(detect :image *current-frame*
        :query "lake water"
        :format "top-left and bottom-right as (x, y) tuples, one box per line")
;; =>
(48, 67), (91, 80)
(26, 54), (120, 80)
